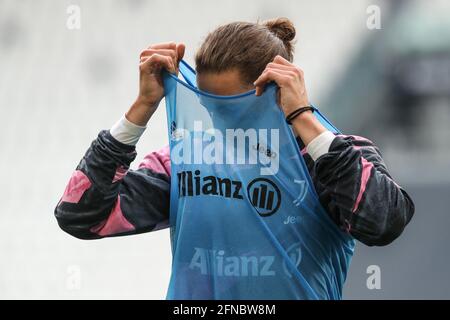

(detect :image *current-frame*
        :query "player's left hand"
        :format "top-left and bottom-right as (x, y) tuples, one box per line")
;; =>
(254, 55), (310, 116)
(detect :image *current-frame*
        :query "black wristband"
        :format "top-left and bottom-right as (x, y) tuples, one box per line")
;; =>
(285, 105), (315, 124)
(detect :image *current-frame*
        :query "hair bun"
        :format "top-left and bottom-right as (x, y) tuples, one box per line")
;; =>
(264, 17), (296, 43)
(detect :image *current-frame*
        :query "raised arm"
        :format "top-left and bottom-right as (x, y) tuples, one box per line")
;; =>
(55, 42), (185, 239)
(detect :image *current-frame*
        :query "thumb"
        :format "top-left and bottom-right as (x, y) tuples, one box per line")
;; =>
(277, 89), (282, 107)
(176, 43), (186, 63)
(175, 43), (186, 75)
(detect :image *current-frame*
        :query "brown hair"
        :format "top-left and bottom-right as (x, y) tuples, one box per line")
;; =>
(195, 17), (296, 84)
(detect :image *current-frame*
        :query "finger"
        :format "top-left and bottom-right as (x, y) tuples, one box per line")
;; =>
(140, 49), (177, 71)
(265, 62), (295, 71)
(277, 89), (282, 106)
(140, 49), (178, 75)
(255, 86), (263, 96)
(254, 69), (292, 86)
(140, 49), (177, 61)
(141, 53), (176, 73)
(264, 67), (297, 79)
(266, 62), (303, 78)
(148, 42), (177, 50)
(175, 43), (186, 74)
(254, 72), (272, 96)
(262, 65), (304, 87)
(273, 55), (292, 66)
(254, 70), (292, 96)
(176, 43), (186, 63)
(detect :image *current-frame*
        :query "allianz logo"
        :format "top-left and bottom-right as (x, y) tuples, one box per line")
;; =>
(189, 245), (302, 277)
(177, 170), (282, 217)
(189, 248), (275, 277)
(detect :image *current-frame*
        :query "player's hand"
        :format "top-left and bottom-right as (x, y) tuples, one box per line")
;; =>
(126, 42), (185, 126)
(254, 55), (309, 117)
(137, 42), (185, 108)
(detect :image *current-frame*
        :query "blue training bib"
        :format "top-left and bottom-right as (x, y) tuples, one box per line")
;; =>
(163, 61), (355, 300)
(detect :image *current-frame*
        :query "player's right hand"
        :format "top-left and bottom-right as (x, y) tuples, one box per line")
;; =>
(137, 42), (185, 109)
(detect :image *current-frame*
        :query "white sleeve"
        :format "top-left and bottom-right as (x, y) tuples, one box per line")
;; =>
(306, 130), (336, 161)
(109, 115), (147, 146)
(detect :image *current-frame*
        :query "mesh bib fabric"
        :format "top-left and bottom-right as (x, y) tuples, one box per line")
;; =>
(163, 61), (355, 300)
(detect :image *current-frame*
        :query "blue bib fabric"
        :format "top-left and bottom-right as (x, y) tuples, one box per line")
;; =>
(163, 61), (355, 300)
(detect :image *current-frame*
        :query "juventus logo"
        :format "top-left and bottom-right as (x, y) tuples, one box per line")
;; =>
(293, 179), (308, 207)
(247, 178), (281, 217)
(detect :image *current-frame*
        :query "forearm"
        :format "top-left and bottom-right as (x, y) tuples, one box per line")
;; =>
(110, 114), (147, 146)
(55, 131), (138, 239)
(109, 98), (161, 146)
(313, 135), (415, 246)
(349, 167), (415, 246)
(125, 98), (158, 127)
(77, 130), (137, 193)
(55, 131), (171, 239)
(290, 110), (327, 147)
(290, 110), (336, 162)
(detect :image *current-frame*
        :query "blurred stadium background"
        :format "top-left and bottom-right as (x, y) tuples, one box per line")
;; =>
(0, 0), (449, 299)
